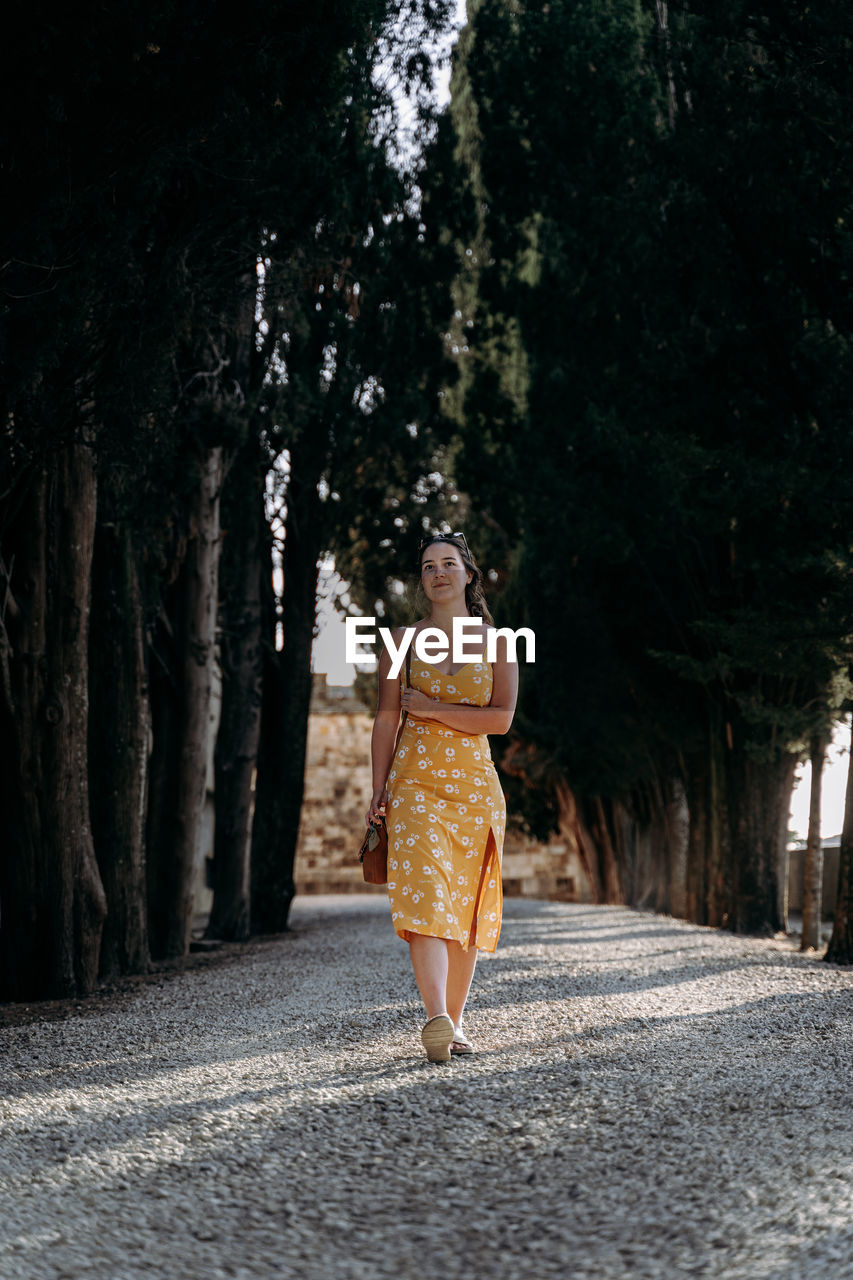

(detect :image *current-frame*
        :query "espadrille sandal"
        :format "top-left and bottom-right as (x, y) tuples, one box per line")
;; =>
(450, 1028), (474, 1055)
(421, 1014), (455, 1062)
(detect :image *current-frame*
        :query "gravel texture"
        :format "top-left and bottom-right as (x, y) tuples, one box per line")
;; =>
(1, 897), (852, 1280)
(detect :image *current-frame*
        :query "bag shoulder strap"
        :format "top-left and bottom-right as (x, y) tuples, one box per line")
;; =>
(388, 643), (412, 769)
(399, 643), (412, 730)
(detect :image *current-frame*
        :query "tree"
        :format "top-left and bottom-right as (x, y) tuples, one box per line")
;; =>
(0, 0), (456, 993)
(825, 716), (853, 965)
(438, 0), (853, 933)
(249, 116), (459, 931)
(0, 444), (106, 997)
(801, 734), (828, 950)
(207, 435), (266, 942)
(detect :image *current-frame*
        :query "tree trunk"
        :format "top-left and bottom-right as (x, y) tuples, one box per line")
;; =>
(206, 443), (265, 941)
(825, 715), (853, 965)
(726, 740), (797, 935)
(684, 718), (733, 928)
(589, 795), (624, 904)
(147, 446), (224, 959)
(251, 464), (323, 934)
(555, 779), (603, 902)
(684, 753), (710, 925)
(612, 797), (648, 908)
(665, 774), (689, 919)
(617, 782), (680, 915)
(707, 723), (732, 927)
(0, 444), (107, 999)
(89, 518), (150, 978)
(801, 733), (827, 951)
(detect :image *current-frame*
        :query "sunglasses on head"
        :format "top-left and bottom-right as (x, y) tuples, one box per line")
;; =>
(418, 531), (471, 561)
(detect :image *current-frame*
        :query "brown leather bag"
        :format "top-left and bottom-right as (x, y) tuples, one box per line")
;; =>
(358, 816), (389, 885)
(359, 647), (411, 885)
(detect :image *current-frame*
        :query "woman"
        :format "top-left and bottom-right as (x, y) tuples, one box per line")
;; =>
(366, 532), (518, 1063)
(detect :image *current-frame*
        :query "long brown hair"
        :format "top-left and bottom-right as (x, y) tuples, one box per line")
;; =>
(417, 534), (494, 625)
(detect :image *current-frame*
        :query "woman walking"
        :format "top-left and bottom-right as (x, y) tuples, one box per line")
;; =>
(366, 532), (518, 1062)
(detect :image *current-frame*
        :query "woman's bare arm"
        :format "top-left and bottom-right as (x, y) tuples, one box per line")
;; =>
(366, 629), (406, 823)
(400, 632), (519, 736)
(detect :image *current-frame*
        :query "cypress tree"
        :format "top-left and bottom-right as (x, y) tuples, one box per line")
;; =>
(439, 0), (853, 932)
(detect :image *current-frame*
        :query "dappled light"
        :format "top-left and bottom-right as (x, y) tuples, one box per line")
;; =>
(2, 900), (850, 1278)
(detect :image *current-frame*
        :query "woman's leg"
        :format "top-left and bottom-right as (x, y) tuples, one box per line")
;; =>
(445, 940), (478, 1031)
(408, 934), (450, 1020)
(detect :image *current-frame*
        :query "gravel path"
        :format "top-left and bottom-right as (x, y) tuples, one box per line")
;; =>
(1, 897), (852, 1280)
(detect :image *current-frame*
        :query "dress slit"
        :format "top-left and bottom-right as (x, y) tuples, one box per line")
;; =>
(467, 826), (501, 950)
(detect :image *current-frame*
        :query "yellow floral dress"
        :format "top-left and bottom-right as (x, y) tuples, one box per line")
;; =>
(386, 658), (506, 952)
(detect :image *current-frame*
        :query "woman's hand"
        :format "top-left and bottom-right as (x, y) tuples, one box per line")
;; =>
(400, 687), (439, 719)
(366, 787), (388, 828)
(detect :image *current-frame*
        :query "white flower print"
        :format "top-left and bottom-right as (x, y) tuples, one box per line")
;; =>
(386, 678), (506, 959)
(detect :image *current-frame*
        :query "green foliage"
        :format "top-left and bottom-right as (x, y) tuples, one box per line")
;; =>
(1, 1), (401, 498)
(1, 0), (461, 616)
(442, 0), (853, 808)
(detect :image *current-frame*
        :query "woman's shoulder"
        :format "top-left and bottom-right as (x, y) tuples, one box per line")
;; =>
(480, 623), (516, 663)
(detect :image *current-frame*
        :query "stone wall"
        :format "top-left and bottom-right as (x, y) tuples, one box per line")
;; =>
(294, 676), (593, 902)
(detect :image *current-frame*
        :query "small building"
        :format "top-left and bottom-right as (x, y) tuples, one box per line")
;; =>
(786, 836), (840, 919)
